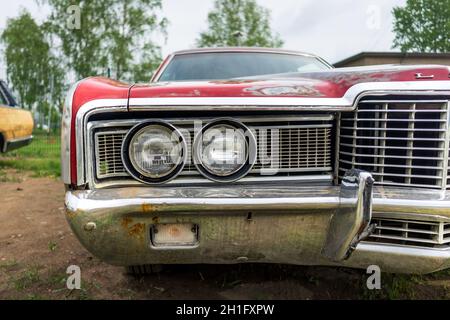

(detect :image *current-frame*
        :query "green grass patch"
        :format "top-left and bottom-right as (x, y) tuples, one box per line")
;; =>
(47, 271), (67, 287)
(0, 169), (22, 182)
(0, 158), (60, 177)
(12, 266), (41, 291)
(0, 131), (60, 177)
(361, 273), (421, 300)
(48, 241), (58, 252)
(0, 259), (19, 272)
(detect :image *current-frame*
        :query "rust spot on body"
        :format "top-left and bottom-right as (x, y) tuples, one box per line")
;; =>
(66, 208), (81, 219)
(121, 217), (133, 228)
(121, 217), (145, 240)
(128, 223), (145, 238)
(142, 203), (153, 213)
(66, 211), (76, 219)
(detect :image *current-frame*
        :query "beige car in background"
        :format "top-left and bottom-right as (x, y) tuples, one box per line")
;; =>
(0, 80), (33, 153)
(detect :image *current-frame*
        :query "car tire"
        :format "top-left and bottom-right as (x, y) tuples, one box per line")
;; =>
(126, 264), (164, 276)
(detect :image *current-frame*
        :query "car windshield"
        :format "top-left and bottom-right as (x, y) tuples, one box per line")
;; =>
(157, 52), (330, 82)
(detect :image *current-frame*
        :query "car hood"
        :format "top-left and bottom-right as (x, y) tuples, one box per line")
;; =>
(130, 64), (450, 99)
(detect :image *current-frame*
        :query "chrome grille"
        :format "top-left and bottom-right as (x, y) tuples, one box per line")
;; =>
(253, 126), (331, 172)
(366, 217), (450, 248)
(95, 131), (127, 178)
(339, 100), (450, 189)
(181, 126), (332, 174)
(93, 116), (333, 182)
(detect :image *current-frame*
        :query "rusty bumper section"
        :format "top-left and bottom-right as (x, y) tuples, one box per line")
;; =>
(65, 170), (450, 274)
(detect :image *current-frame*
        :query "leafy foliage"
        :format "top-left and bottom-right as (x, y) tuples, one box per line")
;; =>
(107, 0), (168, 81)
(392, 0), (450, 52)
(43, 0), (110, 79)
(43, 0), (167, 81)
(197, 0), (283, 48)
(1, 11), (64, 111)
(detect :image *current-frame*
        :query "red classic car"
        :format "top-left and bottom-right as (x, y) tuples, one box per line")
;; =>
(62, 47), (450, 274)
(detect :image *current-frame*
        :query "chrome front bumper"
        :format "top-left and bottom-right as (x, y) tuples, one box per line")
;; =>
(65, 171), (450, 274)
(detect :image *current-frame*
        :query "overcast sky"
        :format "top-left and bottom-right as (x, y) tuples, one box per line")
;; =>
(0, 0), (406, 78)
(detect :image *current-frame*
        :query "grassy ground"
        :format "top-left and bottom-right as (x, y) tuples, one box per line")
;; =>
(0, 131), (60, 178)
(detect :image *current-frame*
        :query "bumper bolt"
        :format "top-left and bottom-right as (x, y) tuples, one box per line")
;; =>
(84, 222), (97, 231)
(236, 256), (248, 262)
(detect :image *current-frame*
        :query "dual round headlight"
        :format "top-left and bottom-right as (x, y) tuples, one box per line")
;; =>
(193, 119), (257, 182)
(122, 119), (256, 184)
(122, 122), (187, 184)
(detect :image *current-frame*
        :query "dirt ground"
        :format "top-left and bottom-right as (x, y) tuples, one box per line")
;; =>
(1, 170), (450, 300)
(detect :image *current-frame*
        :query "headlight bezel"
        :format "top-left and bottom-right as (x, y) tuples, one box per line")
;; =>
(121, 121), (187, 185)
(193, 119), (257, 183)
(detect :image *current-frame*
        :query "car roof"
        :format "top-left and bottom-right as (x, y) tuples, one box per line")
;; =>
(171, 47), (319, 58)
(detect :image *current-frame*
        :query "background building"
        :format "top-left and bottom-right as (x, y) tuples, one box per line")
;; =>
(334, 52), (450, 68)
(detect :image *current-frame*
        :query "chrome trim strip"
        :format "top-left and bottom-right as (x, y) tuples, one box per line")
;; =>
(92, 174), (333, 190)
(356, 242), (450, 258)
(65, 185), (341, 214)
(128, 81), (450, 110)
(88, 115), (333, 127)
(362, 99), (450, 103)
(75, 101), (128, 186)
(61, 81), (82, 184)
(65, 183), (450, 218)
